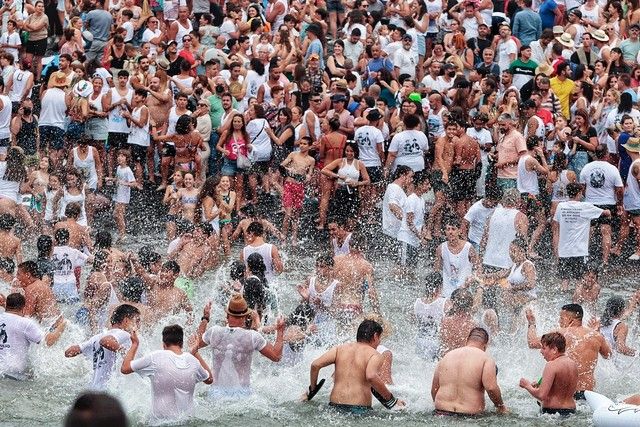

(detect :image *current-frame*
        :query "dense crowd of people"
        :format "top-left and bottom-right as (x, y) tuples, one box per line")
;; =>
(0, 0), (639, 423)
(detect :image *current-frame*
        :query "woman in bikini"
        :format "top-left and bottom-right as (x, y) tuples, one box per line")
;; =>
(176, 172), (199, 222)
(217, 113), (250, 211)
(217, 175), (236, 256)
(316, 117), (347, 229)
(53, 169), (88, 226)
(163, 170), (184, 240)
(195, 175), (222, 245)
(154, 115), (204, 180)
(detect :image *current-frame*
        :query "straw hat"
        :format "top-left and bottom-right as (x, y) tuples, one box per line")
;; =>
(623, 137), (640, 153)
(225, 293), (251, 317)
(48, 71), (67, 88)
(155, 56), (170, 71)
(535, 63), (553, 76)
(591, 29), (609, 42)
(556, 33), (575, 49)
(72, 80), (92, 98)
(552, 25), (564, 34)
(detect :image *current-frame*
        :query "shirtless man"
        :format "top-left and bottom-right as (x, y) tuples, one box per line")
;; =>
(527, 304), (611, 399)
(0, 214), (22, 265)
(15, 260), (59, 322)
(170, 224), (218, 297)
(280, 137), (315, 246)
(426, 121), (456, 240)
(130, 57), (152, 91)
(145, 76), (172, 180)
(54, 203), (92, 250)
(306, 319), (405, 412)
(432, 328), (507, 416)
(231, 205), (283, 243)
(439, 288), (477, 355)
(332, 233), (380, 330)
(520, 332), (578, 416)
(451, 124), (481, 218)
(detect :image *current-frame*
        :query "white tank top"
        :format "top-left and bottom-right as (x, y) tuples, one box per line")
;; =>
(174, 19), (193, 49)
(507, 260), (536, 298)
(39, 88), (67, 129)
(108, 88), (133, 133)
(60, 186), (87, 226)
(308, 276), (338, 311)
(0, 95), (11, 140)
(167, 107), (191, 143)
(73, 147), (99, 190)
(483, 206), (518, 269)
(600, 319), (621, 353)
(441, 241), (473, 297)
(268, 0), (288, 34)
(8, 70), (32, 103)
(414, 297), (446, 338)
(332, 233), (351, 256)
(0, 162), (20, 202)
(524, 115), (545, 142)
(44, 189), (57, 221)
(517, 154), (539, 195)
(337, 159), (360, 185)
(261, 82), (274, 105)
(551, 170), (570, 202)
(127, 106), (150, 147)
(243, 242), (275, 281)
(303, 110), (321, 141)
(624, 159), (640, 211)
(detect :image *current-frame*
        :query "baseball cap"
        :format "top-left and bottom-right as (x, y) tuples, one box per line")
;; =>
(366, 108), (383, 121)
(331, 94), (347, 102)
(402, 34), (413, 41)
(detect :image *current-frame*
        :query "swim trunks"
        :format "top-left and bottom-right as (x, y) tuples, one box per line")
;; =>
(329, 402), (371, 415)
(174, 276), (195, 299)
(282, 180), (304, 210)
(542, 407), (576, 416)
(433, 409), (477, 417)
(450, 168), (476, 202)
(574, 390), (586, 400)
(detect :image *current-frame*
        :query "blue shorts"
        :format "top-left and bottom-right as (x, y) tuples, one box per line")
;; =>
(417, 34), (426, 56)
(66, 121), (86, 140)
(221, 158), (238, 176)
(326, 0), (345, 13)
(40, 126), (66, 150)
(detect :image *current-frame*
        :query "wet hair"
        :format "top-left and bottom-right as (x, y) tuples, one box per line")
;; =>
(230, 260), (246, 281)
(467, 327), (489, 344)
(175, 114), (192, 135)
(110, 303), (140, 325)
(526, 135), (540, 151)
(444, 216), (461, 229)
(316, 253), (334, 268)
(349, 232), (367, 252)
(195, 175), (221, 221)
(328, 116), (341, 132)
(65, 202), (82, 219)
(247, 252), (267, 279)
(394, 165), (413, 180)
(0, 257), (15, 274)
(92, 250), (109, 273)
(594, 144), (608, 159)
(403, 113), (420, 129)
(449, 289), (473, 314)
(162, 324), (184, 347)
(561, 303), (584, 320)
(510, 236), (528, 253)
(64, 392), (128, 427)
(566, 182), (582, 198)
(94, 230), (113, 250)
(138, 246), (160, 269)
(5, 292), (26, 310)
(0, 213), (16, 230)
(541, 332), (566, 353)
(18, 260), (39, 277)
(343, 141), (360, 158)
(55, 228), (70, 245)
(424, 272), (443, 295)
(356, 319), (383, 342)
(601, 296), (626, 326)
(119, 278), (145, 304)
(162, 260), (181, 275)
(247, 221), (264, 237)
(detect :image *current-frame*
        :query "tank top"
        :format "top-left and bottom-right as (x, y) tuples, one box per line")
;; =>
(61, 186), (87, 226)
(73, 147), (99, 190)
(0, 94), (10, 140)
(167, 107), (191, 145)
(175, 19), (193, 50)
(0, 162), (20, 202)
(483, 206), (518, 269)
(8, 70), (32, 102)
(441, 241), (473, 297)
(414, 297), (446, 337)
(44, 189), (57, 221)
(624, 159), (640, 211)
(108, 88), (133, 133)
(97, 282), (120, 330)
(332, 233), (351, 256)
(551, 170), (570, 202)
(308, 276), (338, 324)
(517, 154), (540, 195)
(303, 110), (321, 141)
(39, 88), (67, 129)
(268, 0), (288, 34)
(127, 105), (150, 147)
(600, 319), (621, 353)
(15, 116), (38, 155)
(507, 260), (536, 298)
(337, 158), (360, 186)
(243, 242), (275, 281)
(110, 46), (126, 69)
(88, 92), (107, 126)
(524, 115), (545, 142)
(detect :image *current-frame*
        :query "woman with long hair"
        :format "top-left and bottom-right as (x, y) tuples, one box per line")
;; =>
(217, 113), (250, 210)
(316, 117), (347, 229)
(0, 147), (31, 228)
(326, 39), (347, 81)
(217, 176), (236, 256)
(570, 80), (594, 116)
(599, 296), (637, 357)
(569, 108), (598, 177)
(176, 171), (199, 222)
(266, 107), (296, 194)
(163, 170), (184, 240)
(53, 168), (88, 226)
(548, 151), (577, 219)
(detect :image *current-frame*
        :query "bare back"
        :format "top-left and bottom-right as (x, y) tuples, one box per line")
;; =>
(332, 254), (373, 306)
(562, 326), (609, 391)
(541, 355), (578, 409)
(440, 313), (477, 355)
(331, 342), (381, 406)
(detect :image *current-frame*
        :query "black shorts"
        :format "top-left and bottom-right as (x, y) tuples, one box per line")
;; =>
(249, 160), (270, 175)
(108, 132), (129, 151)
(541, 408), (575, 416)
(521, 193), (544, 216)
(129, 144), (147, 163)
(558, 256), (586, 280)
(366, 166), (383, 184)
(26, 38), (47, 56)
(592, 204), (616, 226)
(40, 126), (65, 150)
(326, 0), (345, 12)
(450, 168), (476, 202)
(161, 143), (176, 157)
(431, 169), (450, 194)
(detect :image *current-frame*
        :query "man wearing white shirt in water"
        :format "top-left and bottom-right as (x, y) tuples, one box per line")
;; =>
(397, 174), (430, 270)
(579, 144), (623, 267)
(0, 293), (66, 379)
(553, 183), (610, 291)
(382, 165), (414, 259)
(121, 324), (212, 424)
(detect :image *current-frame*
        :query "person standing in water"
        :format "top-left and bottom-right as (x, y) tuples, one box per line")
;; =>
(432, 328), (507, 416)
(519, 332), (578, 416)
(305, 319), (405, 413)
(240, 221), (284, 283)
(121, 324), (212, 424)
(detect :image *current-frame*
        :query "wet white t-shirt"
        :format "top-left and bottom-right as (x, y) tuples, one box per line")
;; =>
(80, 328), (131, 390)
(202, 325), (266, 390)
(354, 125), (384, 167)
(553, 201), (604, 258)
(131, 350), (209, 423)
(464, 200), (499, 245)
(0, 312), (44, 375)
(388, 129), (429, 172)
(397, 193), (426, 247)
(382, 182), (407, 239)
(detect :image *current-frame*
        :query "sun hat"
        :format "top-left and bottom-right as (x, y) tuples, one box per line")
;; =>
(48, 71), (67, 88)
(591, 29), (609, 42)
(225, 293), (251, 317)
(623, 137), (640, 153)
(72, 80), (92, 98)
(556, 32), (575, 49)
(552, 25), (564, 34)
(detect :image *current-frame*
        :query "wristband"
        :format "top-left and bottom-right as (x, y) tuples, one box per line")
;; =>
(201, 316), (210, 322)
(371, 387), (398, 409)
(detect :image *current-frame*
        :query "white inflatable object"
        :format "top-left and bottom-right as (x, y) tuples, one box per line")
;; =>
(585, 391), (640, 427)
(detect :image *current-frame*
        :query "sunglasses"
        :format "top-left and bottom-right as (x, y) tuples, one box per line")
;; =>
(311, 98), (322, 102)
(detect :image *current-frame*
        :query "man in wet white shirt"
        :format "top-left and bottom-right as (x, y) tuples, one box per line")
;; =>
(121, 324), (212, 424)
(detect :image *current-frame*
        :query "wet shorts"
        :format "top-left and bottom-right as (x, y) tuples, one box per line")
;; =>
(542, 407), (576, 416)
(558, 256), (586, 280)
(430, 169), (450, 194)
(434, 409), (477, 417)
(592, 204), (616, 226)
(221, 158), (238, 176)
(282, 180), (304, 211)
(329, 402), (371, 415)
(175, 276), (194, 299)
(40, 126), (65, 150)
(450, 168), (477, 202)
(108, 132), (129, 151)
(128, 143), (147, 164)
(366, 166), (384, 184)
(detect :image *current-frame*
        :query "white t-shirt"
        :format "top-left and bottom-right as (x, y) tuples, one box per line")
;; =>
(397, 193), (426, 247)
(122, 21), (134, 42)
(202, 325), (266, 390)
(393, 48), (418, 79)
(553, 200), (604, 257)
(52, 245), (88, 301)
(382, 182), (407, 238)
(0, 31), (21, 63)
(354, 125), (384, 167)
(114, 165), (135, 204)
(246, 118), (271, 162)
(131, 350), (209, 423)
(497, 38), (517, 72)
(464, 200), (499, 245)
(142, 28), (163, 55)
(0, 312), (44, 375)
(80, 328), (132, 390)
(388, 129), (429, 172)
(579, 160), (623, 205)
